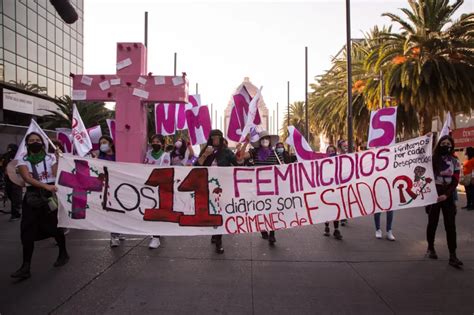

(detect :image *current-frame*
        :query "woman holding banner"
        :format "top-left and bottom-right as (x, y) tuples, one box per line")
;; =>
(426, 135), (463, 268)
(96, 136), (124, 248)
(144, 134), (172, 249)
(243, 130), (281, 245)
(11, 132), (69, 280)
(196, 129), (243, 254)
(323, 145), (343, 240)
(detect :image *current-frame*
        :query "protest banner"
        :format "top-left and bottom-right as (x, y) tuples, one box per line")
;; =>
(57, 135), (437, 236)
(227, 85), (262, 142)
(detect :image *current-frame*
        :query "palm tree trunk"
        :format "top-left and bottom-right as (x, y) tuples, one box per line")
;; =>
(418, 110), (432, 136)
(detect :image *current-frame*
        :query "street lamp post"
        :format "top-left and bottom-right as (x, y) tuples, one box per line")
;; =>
(345, 0), (354, 153)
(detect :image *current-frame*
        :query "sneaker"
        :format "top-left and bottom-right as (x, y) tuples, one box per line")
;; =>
(110, 236), (120, 248)
(341, 219), (347, 226)
(426, 249), (438, 259)
(261, 231), (269, 239)
(333, 229), (343, 240)
(449, 255), (463, 268)
(324, 226), (330, 237)
(268, 233), (276, 245)
(149, 236), (161, 249)
(10, 263), (31, 279)
(63, 228), (70, 235)
(9, 215), (21, 222)
(375, 229), (382, 239)
(54, 252), (70, 267)
(386, 230), (395, 241)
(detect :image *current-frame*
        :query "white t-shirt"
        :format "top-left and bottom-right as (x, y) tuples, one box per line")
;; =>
(144, 150), (171, 166)
(17, 153), (57, 185)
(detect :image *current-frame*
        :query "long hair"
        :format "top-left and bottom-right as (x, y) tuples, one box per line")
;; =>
(171, 138), (187, 159)
(99, 135), (115, 154)
(433, 135), (455, 174)
(25, 132), (46, 156)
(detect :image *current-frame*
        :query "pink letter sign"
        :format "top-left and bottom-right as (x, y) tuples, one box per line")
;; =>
(368, 107), (397, 148)
(186, 106), (211, 145)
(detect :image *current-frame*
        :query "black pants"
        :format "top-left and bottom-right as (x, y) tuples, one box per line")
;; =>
(325, 221), (339, 229)
(426, 197), (457, 254)
(5, 177), (22, 217)
(464, 184), (474, 207)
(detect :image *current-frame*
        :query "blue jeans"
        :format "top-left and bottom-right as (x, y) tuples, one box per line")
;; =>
(374, 211), (393, 231)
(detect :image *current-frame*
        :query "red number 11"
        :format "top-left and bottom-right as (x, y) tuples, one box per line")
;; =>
(143, 168), (223, 227)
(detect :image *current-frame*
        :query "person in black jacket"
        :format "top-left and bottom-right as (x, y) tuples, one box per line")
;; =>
(196, 129), (243, 254)
(426, 135), (463, 268)
(1, 144), (22, 221)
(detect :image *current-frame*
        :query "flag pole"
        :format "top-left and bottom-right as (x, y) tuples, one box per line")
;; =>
(345, 0), (354, 153)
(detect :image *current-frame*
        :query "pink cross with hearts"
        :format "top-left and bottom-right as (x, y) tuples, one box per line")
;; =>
(71, 42), (189, 163)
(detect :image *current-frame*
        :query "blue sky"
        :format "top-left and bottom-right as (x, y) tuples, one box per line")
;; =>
(83, 0), (473, 130)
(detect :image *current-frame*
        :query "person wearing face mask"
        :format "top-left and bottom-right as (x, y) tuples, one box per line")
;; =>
(337, 139), (350, 227)
(170, 138), (195, 166)
(242, 131), (281, 245)
(425, 135), (463, 268)
(196, 129), (244, 254)
(1, 144), (22, 221)
(11, 132), (68, 279)
(143, 134), (171, 249)
(144, 134), (171, 166)
(98, 136), (116, 161)
(322, 145), (343, 240)
(275, 142), (292, 164)
(96, 136), (124, 247)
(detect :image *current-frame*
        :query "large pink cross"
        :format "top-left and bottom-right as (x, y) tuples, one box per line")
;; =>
(71, 43), (189, 163)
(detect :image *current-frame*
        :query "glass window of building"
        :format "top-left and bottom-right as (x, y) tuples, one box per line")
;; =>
(4, 50), (15, 63)
(64, 33), (71, 52)
(56, 55), (63, 73)
(38, 16), (47, 37)
(27, 8), (37, 31)
(28, 71), (38, 85)
(28, 60), (37, 72)
(4, 15), (15, 30)
(16, 2), (27, 26)
(48, 78), (55, 97)
(55, 27), (63, 46)
(38, 5), (46, 18)
(38, 65), (47, 76)
(47, 50), (55, 70)
(38, 35), (46, 48)
(38, 46), (47, 65)
(17, 66), (27, 83)
(28, 40), (38, 62)
(4, 27), (15, 52)
(16, 23), (27, 36)
(4, 62), (16, 82)
(17, 56), (27, 68)
(47, 21), (55, 42)
(4, 0), (15, 16)
(56, 82), (63, 96)
(71, 40), (77, 56)
(16, 34), (27, 58)
(38, 75), (47, 89)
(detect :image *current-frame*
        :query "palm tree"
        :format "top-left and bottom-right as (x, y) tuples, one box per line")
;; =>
(365, 0), (474, 134)
(281, 101), (317, 145)
(40, 95), (114, 132)
(7, 80), (47, 94)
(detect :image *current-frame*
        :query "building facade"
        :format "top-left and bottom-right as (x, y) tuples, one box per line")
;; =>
(0, 0), (84, 98)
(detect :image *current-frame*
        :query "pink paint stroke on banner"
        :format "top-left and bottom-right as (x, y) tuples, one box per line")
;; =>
(155, 103), (177, 135)
(286, 126), (326, 161)
(368, 107), (397, 148)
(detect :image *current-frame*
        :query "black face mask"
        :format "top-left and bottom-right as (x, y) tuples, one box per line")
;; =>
(152, 144), (162, 151)
(28, 142), (44, 154)
(439, 146), (452, 155)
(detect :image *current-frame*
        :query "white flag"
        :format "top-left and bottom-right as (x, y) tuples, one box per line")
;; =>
(239, 86), (263, 142)
(285, 126), (326, 161)
(14, 119), (54, 161)
(439, 112), (452, 139)
(72, 103), (93, 157)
